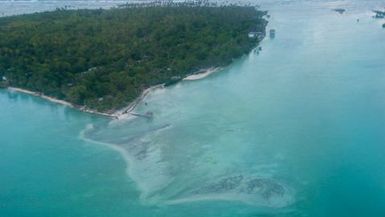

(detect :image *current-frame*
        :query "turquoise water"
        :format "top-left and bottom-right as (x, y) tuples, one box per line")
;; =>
(1, 0), (385, 216)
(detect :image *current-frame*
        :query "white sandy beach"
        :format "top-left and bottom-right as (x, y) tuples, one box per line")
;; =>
(7, 84), (167, 119)
(114, 84), (165, 119)
(6, 67), (219, 119)
(8, 87), (73, 107)
(8, 87), (117, 118)
(183, 67), (221, 81)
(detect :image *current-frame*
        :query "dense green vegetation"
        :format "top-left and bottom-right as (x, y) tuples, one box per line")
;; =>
(0, 3), (267, 112)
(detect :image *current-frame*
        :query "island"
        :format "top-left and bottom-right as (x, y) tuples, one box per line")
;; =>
(0, 2), (267, 115)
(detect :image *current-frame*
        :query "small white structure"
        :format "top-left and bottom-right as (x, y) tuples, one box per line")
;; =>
(269, 29), (276, 39)
(248, 32), (264, 40)
(248, 32), (257, 38)
(2, 76), (7, 81)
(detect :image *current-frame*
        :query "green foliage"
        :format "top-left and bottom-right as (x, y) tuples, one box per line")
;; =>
(0, 4), (267, 112)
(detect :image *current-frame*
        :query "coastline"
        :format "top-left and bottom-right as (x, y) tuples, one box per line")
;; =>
(7, 87), (118, 118)
(5, 67), (221, 119)
(7, 86), (165, 119)
(183, 67), (222, 81)
(114, 84), (165, 119)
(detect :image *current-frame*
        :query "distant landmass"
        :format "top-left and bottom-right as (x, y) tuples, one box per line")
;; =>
(0, 2), (267, 113)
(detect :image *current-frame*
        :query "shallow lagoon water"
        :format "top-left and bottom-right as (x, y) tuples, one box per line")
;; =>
(1, 0), (385, 216)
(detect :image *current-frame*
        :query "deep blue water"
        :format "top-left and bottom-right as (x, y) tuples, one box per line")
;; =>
(1, 0), (385, 216)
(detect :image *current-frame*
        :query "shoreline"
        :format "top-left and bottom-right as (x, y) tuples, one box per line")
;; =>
(7, 87), (118, 118)
(5, 67), (220, 119)
(183, 67), (222, 81)
(113, 84), (165, 119)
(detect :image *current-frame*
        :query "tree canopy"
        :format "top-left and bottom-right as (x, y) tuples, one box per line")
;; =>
(0, 3), (267, 112)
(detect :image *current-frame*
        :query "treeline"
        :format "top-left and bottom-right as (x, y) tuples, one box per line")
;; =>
(0, 2), (267, 112)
